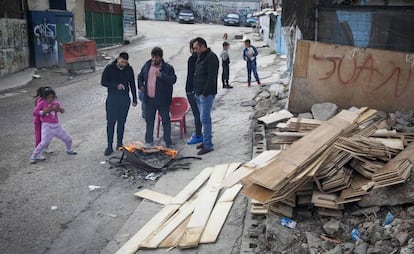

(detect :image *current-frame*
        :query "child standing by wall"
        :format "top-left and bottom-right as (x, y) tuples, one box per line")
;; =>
(220, 41), (233, 89)
(30, 88), (77, 164)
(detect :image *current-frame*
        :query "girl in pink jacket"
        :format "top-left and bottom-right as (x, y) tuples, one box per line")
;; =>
(30, 88), (77, 164)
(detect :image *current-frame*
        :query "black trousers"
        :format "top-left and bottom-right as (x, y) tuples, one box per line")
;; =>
(106, 95), (130, 147)
(222, 63), (229, 86)
(144, 98), (172, 146)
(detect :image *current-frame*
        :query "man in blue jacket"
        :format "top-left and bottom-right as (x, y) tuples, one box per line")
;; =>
(138, 47), (177, 147)
(101, 52), (137, 156)
(243, 39), (261, 87)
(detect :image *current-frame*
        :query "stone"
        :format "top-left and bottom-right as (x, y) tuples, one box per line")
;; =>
(358, 176), (414, 207)
(323, 219), (341, 236)
(407, 206), (414, 218)
(343, 242), (355, 252)
(367, 247), (383, 254)
(266, 215), (296, 252)
(298, 112), (313, 119)
(241, 100), (257, 107)
(400, 238), (414, 254)
(325, 245), (342, 254)
(322, 239), (336, 251)
(311, 102), (339, 121)
(306, 232), (323, 254)
(394, 231), (410, 246)
(353, 242), (368, 254)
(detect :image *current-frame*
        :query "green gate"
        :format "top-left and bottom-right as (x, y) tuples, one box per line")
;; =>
(85, 11), (123, 48)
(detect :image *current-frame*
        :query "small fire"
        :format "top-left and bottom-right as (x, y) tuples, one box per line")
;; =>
(121, 141), (178, 158)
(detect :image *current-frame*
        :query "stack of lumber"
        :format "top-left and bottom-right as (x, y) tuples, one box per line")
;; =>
(226, 108), (414, 217)
(116, 163), (242, 254)
(277, 117), (324, 132)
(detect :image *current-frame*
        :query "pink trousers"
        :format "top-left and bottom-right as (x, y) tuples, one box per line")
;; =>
(31, 123), (72, 158)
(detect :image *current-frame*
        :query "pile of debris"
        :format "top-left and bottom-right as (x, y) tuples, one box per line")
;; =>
(227, 107), (414, 218)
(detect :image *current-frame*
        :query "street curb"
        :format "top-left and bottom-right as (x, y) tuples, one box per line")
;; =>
(98, 34), (145, 52)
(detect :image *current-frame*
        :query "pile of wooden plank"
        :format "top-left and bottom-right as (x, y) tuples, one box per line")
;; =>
(116, 163), (242, 254)
(227, 108), (414, 217)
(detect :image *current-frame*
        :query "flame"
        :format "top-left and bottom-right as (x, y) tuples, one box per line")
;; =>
(121, 141), (178, 158)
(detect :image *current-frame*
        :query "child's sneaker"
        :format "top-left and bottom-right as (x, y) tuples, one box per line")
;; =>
(66, 150), (77, 155)
(29, 155), (45, 164)
(44, 149), (53, 154)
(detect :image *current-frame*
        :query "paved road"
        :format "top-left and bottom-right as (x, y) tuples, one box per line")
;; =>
(0, 21), (256, 254)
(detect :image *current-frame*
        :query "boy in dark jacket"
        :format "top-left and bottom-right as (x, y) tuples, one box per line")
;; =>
(220, 41), (233, 89)
(137, 47), (177, 147)
(101, 52), (137, 156)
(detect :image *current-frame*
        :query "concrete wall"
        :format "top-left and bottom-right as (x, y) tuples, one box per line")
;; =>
(66, 0), (86, 38)
(0, 18), (30, 77)
(288, 40), (414, 113)
(27, 0), (49, 11)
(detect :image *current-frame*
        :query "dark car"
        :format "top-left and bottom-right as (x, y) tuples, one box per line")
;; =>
(178, 9), (195, 24)
(245, 13), (258, 27)
(223, 13), (240, 26)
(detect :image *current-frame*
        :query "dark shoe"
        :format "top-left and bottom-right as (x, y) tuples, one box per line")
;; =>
(248, 82), (251, 87)
(197, 148), (213, 155)
(104, 147), (113, 156)
(227, 85), (234, 89)
(257, 80), (261, 86)
(196, 143), (204, 149)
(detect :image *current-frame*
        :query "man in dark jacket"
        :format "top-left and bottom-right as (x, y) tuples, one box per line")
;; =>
(185, 39), (203, 145)
(138, 47), (177, 147)
(101, 52), (137, 156)
(192, 37), (219, 155)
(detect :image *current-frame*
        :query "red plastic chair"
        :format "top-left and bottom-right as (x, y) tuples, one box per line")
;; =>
(157, 97), (189, 139)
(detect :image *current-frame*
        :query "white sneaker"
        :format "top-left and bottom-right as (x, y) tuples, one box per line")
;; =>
(44, 149), (53, 154)
(37, 154), (46, 160)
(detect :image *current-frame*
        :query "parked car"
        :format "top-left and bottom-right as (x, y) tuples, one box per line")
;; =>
(178, 9), (195, 24)
(223, 13), (240, 26)
(245, 13), (258, 27)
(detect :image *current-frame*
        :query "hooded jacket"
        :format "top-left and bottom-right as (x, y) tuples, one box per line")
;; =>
(101, 60), (137, 103)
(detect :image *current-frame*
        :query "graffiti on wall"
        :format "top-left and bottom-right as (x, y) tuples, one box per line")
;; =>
(33, 20), (57, 54)
(0, 19), (30, 77)
(312, 51), (414, 98)
(136, 0), (259, 23)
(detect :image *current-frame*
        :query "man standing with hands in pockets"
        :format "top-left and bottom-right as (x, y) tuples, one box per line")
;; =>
(101, 52), (137, 156)
(138, 47), (177, 148)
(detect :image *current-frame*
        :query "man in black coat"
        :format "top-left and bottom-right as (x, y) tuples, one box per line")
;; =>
(101, 52), (137, 156)
(192, 37), (219, 155)
(185, 39), (203, 145)
(138, 47), (177, 147)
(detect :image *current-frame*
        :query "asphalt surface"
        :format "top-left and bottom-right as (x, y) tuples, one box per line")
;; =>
(0, 21), (260, 254)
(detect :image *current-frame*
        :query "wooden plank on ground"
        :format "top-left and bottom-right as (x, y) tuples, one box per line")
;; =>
(223, 150), (280, 187)
(171, 167), (213, 204)
(199, 202), (233, 244)
(116, 166), (214, 254)
(159, 216), (191, 248)
(258, 109), (293, 126)
(134, 189), (173, 205)
(115, 204), (180, 254)
(178, 164), (228, 248)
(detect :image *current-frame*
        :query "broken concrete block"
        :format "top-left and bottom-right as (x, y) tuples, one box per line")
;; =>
(394, 231), (409, 246)
(311, 102), (339, 121)
(305, 232), (323, 254)
(323, 219), (341, 236)
(407, 206), (414, 218)
(325, 245), (342, 254)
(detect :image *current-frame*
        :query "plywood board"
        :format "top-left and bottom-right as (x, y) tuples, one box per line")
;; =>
(288, 40), (414, 113)
(258, 109), (293, 126)
(159, 216), (191, 248)
(134, 189), (173, 205)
